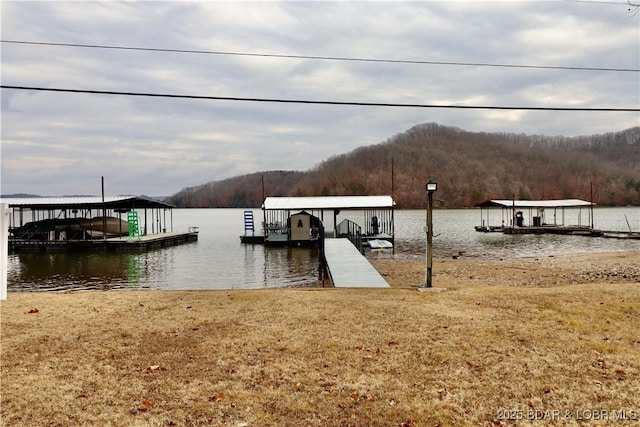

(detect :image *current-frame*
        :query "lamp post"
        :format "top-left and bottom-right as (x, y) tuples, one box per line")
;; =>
(425, 180), (437, 288)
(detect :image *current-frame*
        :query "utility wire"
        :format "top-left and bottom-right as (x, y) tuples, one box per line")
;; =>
(562, 0), (633, 4)
(561, 0), (640, 16)
(2, 85), (638, 112)
(2, 39), (638, 73)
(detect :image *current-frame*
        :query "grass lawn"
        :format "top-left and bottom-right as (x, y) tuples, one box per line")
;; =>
(1, 253), (639, 426)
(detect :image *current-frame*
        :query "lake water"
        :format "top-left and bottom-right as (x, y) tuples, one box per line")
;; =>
(7, 207), (640, 292)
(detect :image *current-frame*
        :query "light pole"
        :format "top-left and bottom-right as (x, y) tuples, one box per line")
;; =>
(425, 180), (437, 288)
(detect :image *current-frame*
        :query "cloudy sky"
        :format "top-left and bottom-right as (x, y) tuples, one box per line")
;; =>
(1, 1), (638, 197)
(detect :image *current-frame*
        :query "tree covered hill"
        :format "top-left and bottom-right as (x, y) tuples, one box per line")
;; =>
(164, 123), (640, 208)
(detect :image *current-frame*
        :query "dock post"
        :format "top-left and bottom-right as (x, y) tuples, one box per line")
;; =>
(1, 203), (10, 300)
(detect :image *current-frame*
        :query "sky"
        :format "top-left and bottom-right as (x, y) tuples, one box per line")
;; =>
(1, 1), (639, 197)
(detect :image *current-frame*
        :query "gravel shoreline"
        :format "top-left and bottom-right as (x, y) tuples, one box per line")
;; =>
(371, 250), (640, 288)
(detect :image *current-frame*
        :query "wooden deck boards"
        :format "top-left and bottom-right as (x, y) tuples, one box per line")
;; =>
(323, 238), (389, 288)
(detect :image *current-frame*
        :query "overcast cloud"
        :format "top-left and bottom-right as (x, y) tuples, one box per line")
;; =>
(1, 1), (638, 197)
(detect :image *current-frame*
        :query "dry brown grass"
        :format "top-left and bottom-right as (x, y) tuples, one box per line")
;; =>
(1, 252), (639, 426)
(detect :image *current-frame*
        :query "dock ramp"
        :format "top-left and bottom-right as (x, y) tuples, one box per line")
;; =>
(322, 238), (390, 288)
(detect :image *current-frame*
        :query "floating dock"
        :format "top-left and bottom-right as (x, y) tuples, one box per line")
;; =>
(2, 195), (199, 252)
(475, 198), (603, 236)
(240, 235), (265, 244)
(322, 238), (389, 288)
(502, 225), (603, 236)
(9, 231), (199, 252)
(602, 231), (640, 240)
(240, 196), (396, 251)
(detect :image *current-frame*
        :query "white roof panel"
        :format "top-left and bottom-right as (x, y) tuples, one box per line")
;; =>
(479, 199), (594, 208)
(263, 196), (395, 210)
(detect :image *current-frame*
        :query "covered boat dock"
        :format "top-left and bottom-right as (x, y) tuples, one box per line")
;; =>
(2, 195), (198, 251)
(242, 195), (396, 251)
(475, 199), (602, 236)
(240, 195), (395, 288)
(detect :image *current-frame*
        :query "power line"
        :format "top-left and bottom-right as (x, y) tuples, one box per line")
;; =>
(562, 0), (633, 4)
(561, 0), (640, 16)
(2, 39), (638, 73)
(2, 85), (638, 112)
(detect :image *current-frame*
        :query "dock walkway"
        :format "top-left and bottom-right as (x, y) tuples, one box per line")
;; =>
(322, 238), (389, 288)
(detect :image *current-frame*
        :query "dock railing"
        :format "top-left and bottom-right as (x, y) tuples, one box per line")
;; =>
(336, 219), (363, 254)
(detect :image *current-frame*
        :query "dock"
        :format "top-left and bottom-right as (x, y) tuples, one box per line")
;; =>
(240, 235), (265, 244)
(475, 199), (604, 237)
(502, 225), (603, 236)
(322, 238), (389, 288)
(9, 231), (199, 252)
(2, 195), (199, 253)
(103, 231), (199, 250)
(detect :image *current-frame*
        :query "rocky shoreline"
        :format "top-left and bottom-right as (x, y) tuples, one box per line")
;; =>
(371, 250), (640, 288)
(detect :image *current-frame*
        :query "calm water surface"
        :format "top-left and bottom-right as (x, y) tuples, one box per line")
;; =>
(7, 207), (640, 291)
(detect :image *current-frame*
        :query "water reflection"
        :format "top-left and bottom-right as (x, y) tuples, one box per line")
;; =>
(9, 251), (151, 291)
(263, 247), (321, 288)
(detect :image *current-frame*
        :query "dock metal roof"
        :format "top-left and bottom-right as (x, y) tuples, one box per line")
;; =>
(263, 196), (395, 210)
(0, 195), (174, 210)
(476, 199), (594, 208)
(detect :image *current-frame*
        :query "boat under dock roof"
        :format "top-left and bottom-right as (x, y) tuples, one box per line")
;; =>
(2, 195), (189, 252)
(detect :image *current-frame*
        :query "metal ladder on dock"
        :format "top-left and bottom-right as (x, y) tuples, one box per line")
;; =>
(127, 211), (141, 242)
(243, 210), (255, 236)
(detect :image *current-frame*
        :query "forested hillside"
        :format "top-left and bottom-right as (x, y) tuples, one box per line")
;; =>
(165, 124), (640, 208)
